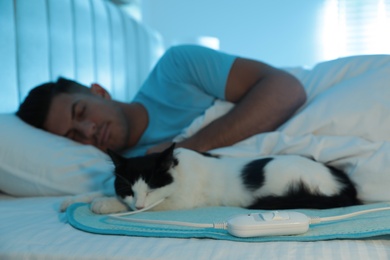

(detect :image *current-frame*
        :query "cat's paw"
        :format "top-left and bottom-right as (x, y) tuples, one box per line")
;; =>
(90, 196), (129, 214)
(60, 192), (104, 212)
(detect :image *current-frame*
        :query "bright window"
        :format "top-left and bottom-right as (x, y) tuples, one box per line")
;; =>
(322, 0), (390, 60)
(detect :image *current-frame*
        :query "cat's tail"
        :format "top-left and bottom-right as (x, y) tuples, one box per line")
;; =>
(248, 182), (361, 210)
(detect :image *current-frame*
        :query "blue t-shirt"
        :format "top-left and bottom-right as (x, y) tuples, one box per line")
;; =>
(125, 45), (236, 156)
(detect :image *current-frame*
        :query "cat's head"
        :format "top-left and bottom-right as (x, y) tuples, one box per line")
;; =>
(107, 143), (178, 210)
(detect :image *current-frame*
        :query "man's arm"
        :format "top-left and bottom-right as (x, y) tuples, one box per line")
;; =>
(175, 57), (306, 152)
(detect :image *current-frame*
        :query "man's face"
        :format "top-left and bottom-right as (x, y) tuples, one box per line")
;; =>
(44, 92), (130, 152)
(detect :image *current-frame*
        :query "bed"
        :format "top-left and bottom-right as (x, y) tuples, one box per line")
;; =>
(2, 0), (390, 259)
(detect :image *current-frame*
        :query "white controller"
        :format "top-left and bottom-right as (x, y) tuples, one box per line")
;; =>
(227, 211), (310, 237)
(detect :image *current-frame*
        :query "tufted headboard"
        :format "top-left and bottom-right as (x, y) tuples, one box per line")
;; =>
(0, 0), (164, 197)
(0, 0), (164, 113)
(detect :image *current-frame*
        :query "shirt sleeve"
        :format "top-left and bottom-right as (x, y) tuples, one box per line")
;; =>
(157, 45), (237, 100)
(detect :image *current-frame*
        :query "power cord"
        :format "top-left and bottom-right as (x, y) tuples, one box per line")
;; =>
(309, 206), (390, 224)
(109, 198), (227, 229)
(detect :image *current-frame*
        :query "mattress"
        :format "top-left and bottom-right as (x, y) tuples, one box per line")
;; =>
(1, 193), (390, 259)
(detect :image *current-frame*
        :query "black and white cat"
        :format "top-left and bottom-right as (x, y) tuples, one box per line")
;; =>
(108, 143), (360, 212)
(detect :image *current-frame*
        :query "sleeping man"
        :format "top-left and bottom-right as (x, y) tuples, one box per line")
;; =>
(16, 45), (306, 157)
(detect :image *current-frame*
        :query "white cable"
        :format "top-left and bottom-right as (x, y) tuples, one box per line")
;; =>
(309, 206), (390, 224)
(109, 215), (227, 229)
(108, 198), (227, 229)
(109, 198), (166, 217)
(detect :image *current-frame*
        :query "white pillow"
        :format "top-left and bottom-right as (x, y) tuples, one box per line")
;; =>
(0, 114), (114, 197)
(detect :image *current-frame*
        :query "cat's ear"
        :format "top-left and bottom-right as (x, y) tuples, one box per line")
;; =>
(165, 143), (176, 153)
(157, 143), (177, 172)
(107, 149), (126, 167)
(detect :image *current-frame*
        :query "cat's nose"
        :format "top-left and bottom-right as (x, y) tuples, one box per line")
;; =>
(134, 203), (145, 210)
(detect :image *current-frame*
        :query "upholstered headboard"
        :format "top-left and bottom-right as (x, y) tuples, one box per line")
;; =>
(0, 0), (164, 113)
(0, 0), (164, 197)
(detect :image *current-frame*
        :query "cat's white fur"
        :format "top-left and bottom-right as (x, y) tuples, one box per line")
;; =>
(124, 148), (344, 211)
(60, 191), (128, 214)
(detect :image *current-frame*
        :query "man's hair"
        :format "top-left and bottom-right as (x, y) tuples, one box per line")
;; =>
(16, 77), (89, 129)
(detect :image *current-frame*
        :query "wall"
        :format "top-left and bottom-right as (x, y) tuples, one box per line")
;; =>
(141, 0), (328, 68)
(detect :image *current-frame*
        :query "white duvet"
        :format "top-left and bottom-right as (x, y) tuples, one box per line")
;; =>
(175, 54), (390, 203)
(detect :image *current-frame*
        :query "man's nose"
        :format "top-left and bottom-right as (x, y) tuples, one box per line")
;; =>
(75, 120), (96, 139)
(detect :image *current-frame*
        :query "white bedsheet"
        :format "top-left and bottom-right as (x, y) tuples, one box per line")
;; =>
(1, 193), (390, 260)
(175, 54), (390, 203)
